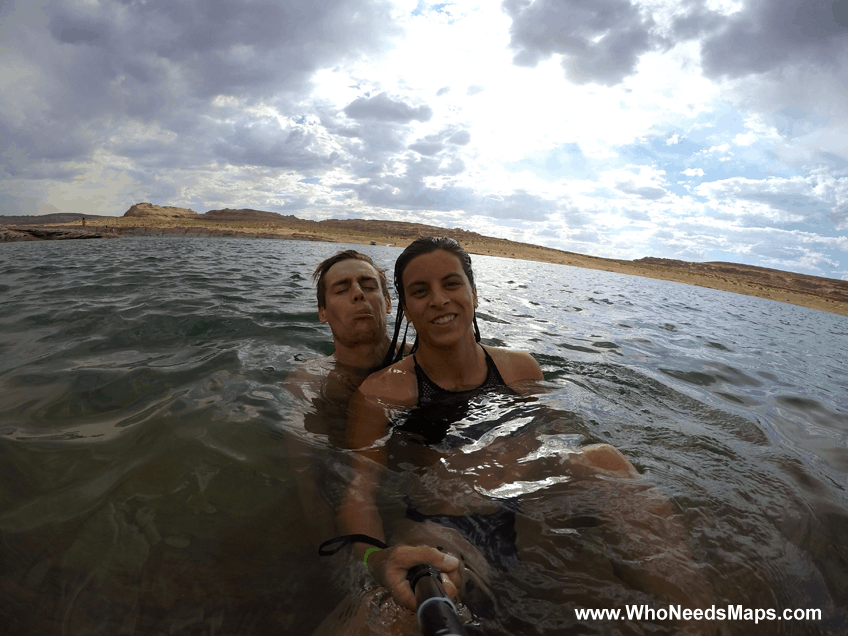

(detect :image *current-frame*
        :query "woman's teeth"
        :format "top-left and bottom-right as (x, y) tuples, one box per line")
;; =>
(433, 314), (456, 325)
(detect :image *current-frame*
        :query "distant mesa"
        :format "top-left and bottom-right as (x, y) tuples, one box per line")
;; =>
(123, 204), (300, 223)
(204, 208), (298, 222)
(123, 203), (198, 219)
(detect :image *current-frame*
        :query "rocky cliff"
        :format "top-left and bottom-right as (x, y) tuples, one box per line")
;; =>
(204, 208), (296, 222)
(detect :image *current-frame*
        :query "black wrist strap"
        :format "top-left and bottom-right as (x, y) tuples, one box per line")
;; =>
(318, 534), (389, 556)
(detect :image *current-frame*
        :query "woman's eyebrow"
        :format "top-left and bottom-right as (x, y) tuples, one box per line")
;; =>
(406, 271), (462, 287)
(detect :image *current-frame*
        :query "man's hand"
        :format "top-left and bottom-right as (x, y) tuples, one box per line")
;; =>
(368, 545), (462, 610)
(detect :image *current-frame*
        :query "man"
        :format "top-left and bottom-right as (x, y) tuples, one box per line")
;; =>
(286, 250), (394, 429)
(314, 249), (393, 371)
(284, 250), (395, 549)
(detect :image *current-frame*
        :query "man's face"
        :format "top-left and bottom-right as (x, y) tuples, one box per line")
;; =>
(319, 259), (391, 348)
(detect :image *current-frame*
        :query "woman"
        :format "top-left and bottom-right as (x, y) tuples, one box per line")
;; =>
(328, 237), (642, 630)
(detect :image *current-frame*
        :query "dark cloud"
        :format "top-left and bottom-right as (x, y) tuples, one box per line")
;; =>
(212, 120), (340, 170)
(503, 0), (848, 89)
(622, 207), (651, 221)
(476, 190), (558, 220)
(408, 128), (471, 155)
(343, 93), (433, 123)
(671, 5), (727, 40)
(735, 192), (833, 225)
(408, 141), (445, 156)
(502, 0), (663, 85)
(44, 0), (396, 99)
(320, 113), (411, 177)
(0, 0), (396, 177)
(673, 0), (848, 79)
(349, 176), (473, 211)
(447, 130), (471, 145)
(0, 116), (91, 179)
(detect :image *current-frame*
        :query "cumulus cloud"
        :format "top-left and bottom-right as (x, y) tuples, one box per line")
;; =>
(447, 130), (471, 145)
(601, 165), (670, 200)
(343, 92), (433, 123)
(475, 190), (559, 220)
(502, 0), (664, 85)
(0, 0), (396, 177)
(694, 170), (848, 225)
(408, 127), (472, 156)
(212, 119), (340, 170)
(691, 0), (848, 79)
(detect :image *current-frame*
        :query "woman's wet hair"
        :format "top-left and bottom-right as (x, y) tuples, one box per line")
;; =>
(380, 236), (481, 368)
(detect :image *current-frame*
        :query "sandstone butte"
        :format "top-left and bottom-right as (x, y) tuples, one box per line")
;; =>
(124, 202), (199, 219)
(2, 202), (847, 317)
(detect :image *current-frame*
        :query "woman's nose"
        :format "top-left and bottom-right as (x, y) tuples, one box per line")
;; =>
(430, 289), (448, 305)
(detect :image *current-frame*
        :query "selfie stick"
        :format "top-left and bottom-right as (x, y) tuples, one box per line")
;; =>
(407, 564), (469, 636)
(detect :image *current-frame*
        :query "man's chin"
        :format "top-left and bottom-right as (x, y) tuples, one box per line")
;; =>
(336, 328), (386, 347)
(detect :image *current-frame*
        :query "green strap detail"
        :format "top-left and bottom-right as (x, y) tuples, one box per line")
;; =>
(363, 546), (382, 569)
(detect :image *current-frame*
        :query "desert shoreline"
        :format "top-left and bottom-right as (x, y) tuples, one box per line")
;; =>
(5, 215), (848, 317)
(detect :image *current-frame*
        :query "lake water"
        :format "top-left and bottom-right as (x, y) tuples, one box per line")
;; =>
(1, 237), (846, 635)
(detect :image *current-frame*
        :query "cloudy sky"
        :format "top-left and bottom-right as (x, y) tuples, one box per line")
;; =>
(2, 0), (847, 278)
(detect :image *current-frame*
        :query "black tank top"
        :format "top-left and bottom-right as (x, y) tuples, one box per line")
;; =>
(414, 346), (508, 407)
(392, 346), (515, 447)
(391, 347), (524, 575)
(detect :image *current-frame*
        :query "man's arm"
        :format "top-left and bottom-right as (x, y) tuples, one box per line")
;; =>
(338, 377), (462, 610)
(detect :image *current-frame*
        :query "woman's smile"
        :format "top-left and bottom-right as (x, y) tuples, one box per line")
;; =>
(432, 313), (457, 325)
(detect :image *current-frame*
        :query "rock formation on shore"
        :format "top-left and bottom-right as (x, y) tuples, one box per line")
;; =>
(0, 213), (107, 225)
(124, 203), (198, 218)
(0, 225), (117, 242)
(204, 208), (297, 222)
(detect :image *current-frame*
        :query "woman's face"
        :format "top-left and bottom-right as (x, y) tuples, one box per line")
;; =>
(401, 249), (477, 347)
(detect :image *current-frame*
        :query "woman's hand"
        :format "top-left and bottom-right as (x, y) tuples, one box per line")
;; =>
(367, 544), (462, 610)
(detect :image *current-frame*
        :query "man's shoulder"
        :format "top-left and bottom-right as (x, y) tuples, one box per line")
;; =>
(283, 355), (335, 399)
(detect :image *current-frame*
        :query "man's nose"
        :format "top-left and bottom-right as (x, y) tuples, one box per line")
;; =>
(350, 283), (365, 300)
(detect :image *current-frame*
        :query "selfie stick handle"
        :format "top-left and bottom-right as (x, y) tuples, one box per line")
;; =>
(407, 564), (469, 636)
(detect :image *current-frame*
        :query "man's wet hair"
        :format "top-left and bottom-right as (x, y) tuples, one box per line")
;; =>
(313, 250), (390, 309)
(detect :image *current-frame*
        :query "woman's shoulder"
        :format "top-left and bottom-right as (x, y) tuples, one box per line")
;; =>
(357, 355), (418, 407)
(483, 345), (544, 384)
